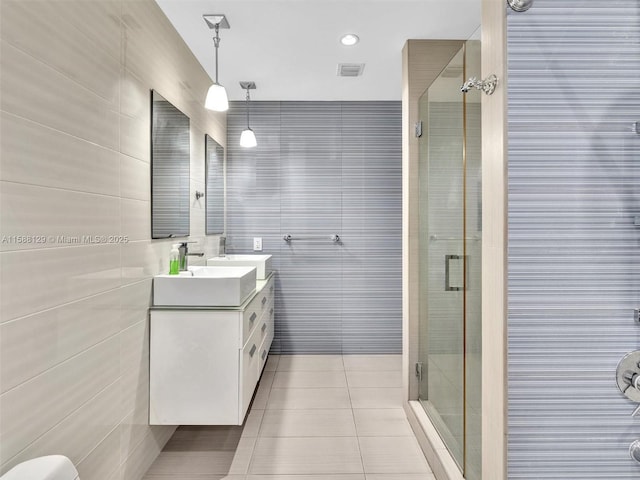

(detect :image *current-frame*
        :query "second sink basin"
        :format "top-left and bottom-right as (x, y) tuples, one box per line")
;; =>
(154, 266), (257, 307)
(207, 254), (273, 280)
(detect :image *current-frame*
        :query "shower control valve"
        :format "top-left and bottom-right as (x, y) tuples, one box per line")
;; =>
(616, 350), (640, 404)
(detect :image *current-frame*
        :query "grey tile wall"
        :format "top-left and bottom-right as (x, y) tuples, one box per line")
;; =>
(507, 1), (640, 477)
(227, 101), (402, 354)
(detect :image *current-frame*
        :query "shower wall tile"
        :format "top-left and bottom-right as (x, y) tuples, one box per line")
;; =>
(227, 101), (402, 354)
(0, 0), (224, 477)
(507, 1), (640, 478)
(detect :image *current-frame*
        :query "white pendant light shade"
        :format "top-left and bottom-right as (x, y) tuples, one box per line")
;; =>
(203, 15), (230, 111)
(205, 83), (229, 111)
(240, 128), (257, 148)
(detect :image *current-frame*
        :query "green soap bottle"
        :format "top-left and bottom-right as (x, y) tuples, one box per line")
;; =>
(169, 244), (180, 275)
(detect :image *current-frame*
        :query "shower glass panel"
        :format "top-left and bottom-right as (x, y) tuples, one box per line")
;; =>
(417, 37), (482, 480)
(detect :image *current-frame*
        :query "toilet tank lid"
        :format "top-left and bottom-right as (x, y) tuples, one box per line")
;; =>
(1, 455), (78, 480)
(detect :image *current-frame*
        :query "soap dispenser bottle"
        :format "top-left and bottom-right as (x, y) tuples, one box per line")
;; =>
(169, 244), (180, 275)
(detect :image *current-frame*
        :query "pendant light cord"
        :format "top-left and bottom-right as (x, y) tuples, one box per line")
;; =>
(245, 89), (251, 128)
(213, 23), (220, 84)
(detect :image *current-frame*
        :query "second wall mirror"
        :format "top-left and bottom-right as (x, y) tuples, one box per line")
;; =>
(151, 90), (191, 239)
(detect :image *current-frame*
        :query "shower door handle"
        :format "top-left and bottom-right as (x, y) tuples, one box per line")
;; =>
(445, 254), (468, 291)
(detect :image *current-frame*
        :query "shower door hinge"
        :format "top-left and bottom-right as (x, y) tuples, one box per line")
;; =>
(415, 362), (423, 381)
(415, 121), (423, 138)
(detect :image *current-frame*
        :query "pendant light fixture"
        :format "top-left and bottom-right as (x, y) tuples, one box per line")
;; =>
(203, 15), (230, 111)
(239, 81), (257, 148)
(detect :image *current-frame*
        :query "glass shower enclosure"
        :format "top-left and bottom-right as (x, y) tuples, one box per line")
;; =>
(417, 37), (482, 480)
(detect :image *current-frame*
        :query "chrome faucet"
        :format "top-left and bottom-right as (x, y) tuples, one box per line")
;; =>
(218, 236), (226, 257)
(178, 242), (204, 271)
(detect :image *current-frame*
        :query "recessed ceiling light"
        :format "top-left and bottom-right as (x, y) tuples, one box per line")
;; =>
(340, 34), (359, 46)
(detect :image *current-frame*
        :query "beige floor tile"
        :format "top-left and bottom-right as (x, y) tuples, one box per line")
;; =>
(162, 425), (243, 452)
(251, 385), (271, 410)
(241, 409), (265, 438)
(259, 409), (356, 437)
(349, 388), (404, 409)
(228, 436), (257, 475)
(251, 371), (276, 410)
(266, 388), (351, 410)
(248, 476), (364, 480)
(346, 371), (402, 388)
(264, 354), (280, 372)
(353, 409), (414, 437)
(366, 475), (435, 480)
(144, 476), (243, 480)
(258, 370), (276, 391)
(273, 370), (347, 389)
(359, 437), (431, 474)
(143, 451), (235, 475)
(343, 355), (402, 372)
(249, 437), (363, 475)
(277, 355), (344, 371)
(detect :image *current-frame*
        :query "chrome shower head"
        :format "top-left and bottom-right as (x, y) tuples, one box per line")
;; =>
(507, 0), (533, 12)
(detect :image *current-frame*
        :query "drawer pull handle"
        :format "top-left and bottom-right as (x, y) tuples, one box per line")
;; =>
(270, 284), (274, 292)
(249, 344), (257, 357)
(262, 323), (267, 332)
(261, 350), (267, 360)
(262, 296), (267, 306)
(249, 312), (257, 323)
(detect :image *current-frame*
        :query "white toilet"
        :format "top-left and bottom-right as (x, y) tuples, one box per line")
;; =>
(0, 456), (79, 480)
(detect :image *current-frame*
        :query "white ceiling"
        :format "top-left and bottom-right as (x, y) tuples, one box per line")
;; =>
(154, 0), (481, 101)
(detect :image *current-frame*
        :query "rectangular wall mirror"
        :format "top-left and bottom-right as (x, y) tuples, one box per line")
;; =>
(205, 134), (224, 235)
(151, 90), (190, 239)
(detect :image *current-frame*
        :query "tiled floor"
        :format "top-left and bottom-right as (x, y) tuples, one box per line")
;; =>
(143, 354), (435, 480)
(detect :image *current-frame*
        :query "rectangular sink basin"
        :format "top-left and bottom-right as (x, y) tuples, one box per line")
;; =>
(154, 266), (256, 307)
(207, 254), (273, 280)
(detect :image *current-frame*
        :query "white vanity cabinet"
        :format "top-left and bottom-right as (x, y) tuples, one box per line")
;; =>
(149, 273), (275, 425)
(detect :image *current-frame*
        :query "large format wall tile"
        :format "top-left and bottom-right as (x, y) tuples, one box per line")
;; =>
(0, 289), (121, 393)
(0, 245), (121, 321)
(507, 1), (640, 477)
(0, 182), (121, 252)
(2, 380), (121, 474)
(226, 101), (402, 354)
(0, 112), (120, 196)
(0, 1), (225, 477)
(0, 336), (120, 464)
(1, 40), (119, 150)
(1, 0), (121, 107)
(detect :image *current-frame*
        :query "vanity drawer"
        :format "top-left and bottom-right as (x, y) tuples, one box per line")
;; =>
(256, 299), (273, 343)
(240, 325), (261, 420)
(254, 281), (272, 316)
(258, 302), (275, 374)
(241, 276), (275, 345)
(242, 303), (260, 345)
(257, 328), (273, 375)
(265, 276), (275, 300)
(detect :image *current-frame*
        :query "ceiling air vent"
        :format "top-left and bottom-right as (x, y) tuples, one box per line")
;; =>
(337, 63), (365, 77)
